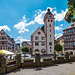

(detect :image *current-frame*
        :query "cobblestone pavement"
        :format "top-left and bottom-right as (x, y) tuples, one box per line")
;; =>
(6, 62), (75, 75)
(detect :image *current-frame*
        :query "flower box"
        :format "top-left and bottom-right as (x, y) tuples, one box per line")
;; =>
(70, 55), (75, 59)
(7, 60), (16, 65)
(43, 57), (52, 62)
(57, 56), (64, 60)
(23, 59), (34, 63)
(70, 57), (75, 59)
(0, 53), (5, 57)
(0, 55), (4, 57)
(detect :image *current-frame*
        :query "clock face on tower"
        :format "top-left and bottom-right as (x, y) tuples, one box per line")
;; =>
(49, 16), (52, 17)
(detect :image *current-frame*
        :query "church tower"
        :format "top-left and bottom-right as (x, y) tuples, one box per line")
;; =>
(44, 8), (55, 54)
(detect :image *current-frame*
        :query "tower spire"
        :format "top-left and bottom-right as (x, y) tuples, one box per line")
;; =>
(47, 8), (50, 12)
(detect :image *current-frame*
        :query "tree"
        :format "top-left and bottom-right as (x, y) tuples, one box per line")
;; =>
(64, 0), (75, 23)
(55, 44), (63, 52)
(21, 46), (30, 60)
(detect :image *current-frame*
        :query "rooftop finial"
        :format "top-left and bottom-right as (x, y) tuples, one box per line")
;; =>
(47, 8), (50, 12)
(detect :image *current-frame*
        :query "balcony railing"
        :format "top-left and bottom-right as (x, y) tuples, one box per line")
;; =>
(0, 44), (8, 46)
(63, 32), (75, 35)
(0, 39), (8, 41)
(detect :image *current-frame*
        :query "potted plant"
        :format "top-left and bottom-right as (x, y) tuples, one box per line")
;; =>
(23, 58), (34, 62)
(57, 56), (64, 60)
(43, 57), (52, 62)
(7, 60), (16, 65)
(16, 53), (21, 56)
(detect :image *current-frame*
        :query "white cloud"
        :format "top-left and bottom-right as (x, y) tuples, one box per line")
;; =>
(14, 7), (67, 34)
(60, 24), (63, 26)
(55, 33), (63, 39)
(34, 7), (67, 24)
(14, 15), (35, 34)
(34, 10), (45, 24)
(14, 15), (34, 34)
(54, 9), (68, 21)
(34, 7), (56, 24)
(0, 25), (10, 31)
(55, 26), (62, 31)
(15, 36), (30, 43)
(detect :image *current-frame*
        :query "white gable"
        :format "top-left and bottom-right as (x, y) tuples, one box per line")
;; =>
(0, 30), (7, 36)
(32, 28), (45, 41)
(32, 28), (45, 36)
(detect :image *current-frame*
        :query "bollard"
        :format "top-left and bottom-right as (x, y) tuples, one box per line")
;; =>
(35, 53), (40, 67)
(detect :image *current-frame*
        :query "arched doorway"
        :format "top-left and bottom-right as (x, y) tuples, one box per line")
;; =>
(35, 49), (39, 52)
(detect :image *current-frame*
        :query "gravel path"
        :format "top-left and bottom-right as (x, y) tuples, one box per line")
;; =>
(6, 62), (75, 75)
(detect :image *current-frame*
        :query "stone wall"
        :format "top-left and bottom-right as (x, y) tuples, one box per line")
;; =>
(0, 53), (75, 74)
(22, 62), (36, 68)
(0, 57), (6, 74)
(6, 64), (18, 73)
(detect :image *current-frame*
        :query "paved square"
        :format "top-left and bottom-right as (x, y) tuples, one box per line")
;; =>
(6, 62), (75, 75)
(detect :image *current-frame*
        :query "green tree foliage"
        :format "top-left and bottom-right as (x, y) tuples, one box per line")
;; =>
(64, 0), (75, 23)
(21, 46), (30, 60)
(55, 44), (63, 52)
(21, 46), (29, 53)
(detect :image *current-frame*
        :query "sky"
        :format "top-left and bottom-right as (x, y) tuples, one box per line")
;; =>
(0, 0), (72, 43)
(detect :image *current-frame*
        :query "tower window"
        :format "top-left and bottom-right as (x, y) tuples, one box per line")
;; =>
(50, 35), (51, 37)
(50, 24), (51, 27)
(50, 29), (51, 32)
(48, 19), (50, 22)
(51, 20), (52, 22)
(49, 42), (52, 45)
(50, 47), (51, 49)
(50, 50), (52, 52)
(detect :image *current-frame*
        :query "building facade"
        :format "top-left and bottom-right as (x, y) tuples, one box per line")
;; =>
(31, 8), (55, 54)
(63, 22), (75, 53)
(0, 29), (16, 51)
(55, 35), (64, 53)
(16, 43), (20, 52)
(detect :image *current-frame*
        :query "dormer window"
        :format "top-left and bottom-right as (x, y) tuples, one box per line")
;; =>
(71, 24), (74, 27)
(68, 30), (71, 33)
(1, 33), (4, 35)
(51, 20), (52, 22)
(72, 29), (74, 32)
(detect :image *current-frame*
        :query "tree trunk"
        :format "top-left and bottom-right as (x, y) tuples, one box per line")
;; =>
(24, 53), (25, 60)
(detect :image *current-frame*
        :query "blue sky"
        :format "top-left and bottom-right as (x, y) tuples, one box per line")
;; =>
(0, 0), (72, 43)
